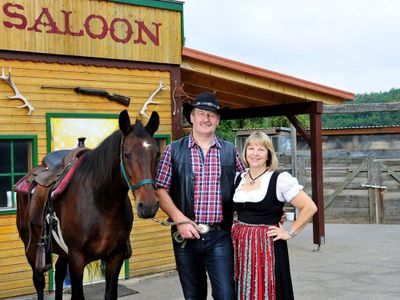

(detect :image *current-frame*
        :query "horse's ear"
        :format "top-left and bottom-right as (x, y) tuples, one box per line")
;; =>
(145, 111), (159, 136)
(119, 110), (131, 135)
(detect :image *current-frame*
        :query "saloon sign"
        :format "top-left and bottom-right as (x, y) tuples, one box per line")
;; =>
(0, 0), (182, 64)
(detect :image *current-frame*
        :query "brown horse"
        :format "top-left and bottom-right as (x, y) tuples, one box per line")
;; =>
(16, 110), (160, 299)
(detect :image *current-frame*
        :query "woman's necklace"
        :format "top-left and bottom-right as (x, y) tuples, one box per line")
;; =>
(248, 168), (269, 185)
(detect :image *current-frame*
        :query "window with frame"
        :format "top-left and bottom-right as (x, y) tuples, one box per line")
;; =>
(0, 136), (36, 211)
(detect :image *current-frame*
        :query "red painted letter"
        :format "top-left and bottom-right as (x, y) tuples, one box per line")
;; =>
(27, 8), (63, 34)
(134, 21), (161, 46)
(84, 15), (108, 40)
(61, 10), (83, 36)
(3, 2), (27, 29)
(110, 18), (133, 43)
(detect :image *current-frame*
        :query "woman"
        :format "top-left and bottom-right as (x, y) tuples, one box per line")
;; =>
(231, 131), (317, 300)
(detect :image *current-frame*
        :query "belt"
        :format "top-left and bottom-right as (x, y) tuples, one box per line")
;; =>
(198, 223), (222, 234)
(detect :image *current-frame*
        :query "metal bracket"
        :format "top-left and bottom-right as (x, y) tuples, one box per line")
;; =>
(361, 183), (387, 190)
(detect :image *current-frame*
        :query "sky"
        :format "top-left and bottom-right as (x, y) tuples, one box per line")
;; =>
(183, 0), (400, 95)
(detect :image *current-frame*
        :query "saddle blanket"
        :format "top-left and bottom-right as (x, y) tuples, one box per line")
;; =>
(14, 157), (83, 200)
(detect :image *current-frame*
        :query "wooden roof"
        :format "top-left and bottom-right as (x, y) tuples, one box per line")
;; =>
(181, 47), (355, 111)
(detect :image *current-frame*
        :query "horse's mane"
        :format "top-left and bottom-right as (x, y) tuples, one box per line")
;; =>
(77, 119), (150, 187)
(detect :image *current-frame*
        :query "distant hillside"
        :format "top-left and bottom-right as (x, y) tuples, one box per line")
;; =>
(322, 88), (400, 127)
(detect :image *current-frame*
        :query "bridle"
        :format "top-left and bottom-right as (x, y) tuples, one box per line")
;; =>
(119, 135), (156, 193)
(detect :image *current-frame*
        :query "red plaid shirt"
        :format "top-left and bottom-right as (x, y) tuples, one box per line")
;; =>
(156, 134), (245, 224)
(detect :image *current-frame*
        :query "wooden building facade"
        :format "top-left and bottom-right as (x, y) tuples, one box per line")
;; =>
(0, 0), (182, 298)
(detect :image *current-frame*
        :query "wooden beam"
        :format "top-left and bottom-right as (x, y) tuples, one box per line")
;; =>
(287, 115), (311, 145)
(324, 102), (400, 114)
(381, 163), (400, 183)
(220, 101), (323, 120)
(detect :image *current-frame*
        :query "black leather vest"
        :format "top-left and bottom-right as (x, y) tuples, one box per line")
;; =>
(169, 136), (237, 232)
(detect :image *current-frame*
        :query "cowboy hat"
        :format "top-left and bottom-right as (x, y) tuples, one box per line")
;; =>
(182, 92), (224, 124)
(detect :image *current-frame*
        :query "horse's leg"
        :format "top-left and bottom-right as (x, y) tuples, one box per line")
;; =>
(55, 257), (68, 300)
(32, 270), (45, 300)
(104, 253), (126, 300)
(23, 223), (46, 300)
(68, 255), (86, 300)
(16, 192), (46, 299)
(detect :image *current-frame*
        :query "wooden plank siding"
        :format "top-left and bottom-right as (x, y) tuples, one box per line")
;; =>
(0, 58), (176, 298)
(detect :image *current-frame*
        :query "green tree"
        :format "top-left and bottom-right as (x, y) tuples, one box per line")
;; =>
(323, 88), (400, 127)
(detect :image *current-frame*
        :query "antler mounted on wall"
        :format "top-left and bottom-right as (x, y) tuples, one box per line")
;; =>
(0, 67), (34, 115)
(140, 80), (167, 119)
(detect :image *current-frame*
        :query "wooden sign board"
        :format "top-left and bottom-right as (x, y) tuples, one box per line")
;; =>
(0, 0), (182, 64)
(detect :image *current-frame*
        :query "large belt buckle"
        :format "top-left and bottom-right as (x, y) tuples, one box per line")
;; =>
(198, 224), (210, 234)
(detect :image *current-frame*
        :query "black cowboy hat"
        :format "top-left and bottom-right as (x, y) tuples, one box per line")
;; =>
(182, 92), (225, 124)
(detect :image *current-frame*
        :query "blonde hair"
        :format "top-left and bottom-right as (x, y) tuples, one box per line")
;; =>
(242, 131), (279, 170)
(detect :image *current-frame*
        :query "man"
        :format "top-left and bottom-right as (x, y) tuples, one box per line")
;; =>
(156, 92), (245, 300)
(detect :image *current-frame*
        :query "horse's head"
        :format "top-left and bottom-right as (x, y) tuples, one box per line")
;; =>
(118, 110), (160, 218)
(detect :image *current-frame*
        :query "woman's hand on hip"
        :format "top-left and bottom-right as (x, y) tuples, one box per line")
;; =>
(267, 223), (291, 241)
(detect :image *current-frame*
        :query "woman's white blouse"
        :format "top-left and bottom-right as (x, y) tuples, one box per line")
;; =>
(233, 170), (303, 203)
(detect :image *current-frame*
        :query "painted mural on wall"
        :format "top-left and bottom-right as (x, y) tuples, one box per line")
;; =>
(50, 117), (118, 150)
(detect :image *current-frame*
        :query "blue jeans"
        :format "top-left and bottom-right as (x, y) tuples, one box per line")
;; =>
(173, 229), (234, 300)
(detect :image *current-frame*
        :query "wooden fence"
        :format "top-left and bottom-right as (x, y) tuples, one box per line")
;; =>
(280, 155), (400, 224)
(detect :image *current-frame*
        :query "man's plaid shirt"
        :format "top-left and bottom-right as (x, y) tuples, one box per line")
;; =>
(156, 134), (245, 224)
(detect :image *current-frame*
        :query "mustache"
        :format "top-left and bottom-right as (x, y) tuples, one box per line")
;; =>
(200, 121), (212, 126)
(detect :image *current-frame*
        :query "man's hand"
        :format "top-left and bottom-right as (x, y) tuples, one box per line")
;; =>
(177, 218), (200, 239)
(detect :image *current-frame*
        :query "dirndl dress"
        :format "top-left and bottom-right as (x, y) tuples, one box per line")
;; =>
(232, 171), (295, 300)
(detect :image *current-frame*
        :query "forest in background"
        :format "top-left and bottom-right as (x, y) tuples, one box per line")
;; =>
(217, 88), (400, 142)
(322, 88), (400, 128)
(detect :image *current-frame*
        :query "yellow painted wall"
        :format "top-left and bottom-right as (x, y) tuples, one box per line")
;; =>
(0, 58), (175, 298)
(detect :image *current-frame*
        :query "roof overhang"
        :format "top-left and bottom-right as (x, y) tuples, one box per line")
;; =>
(181, 47), (355, 114)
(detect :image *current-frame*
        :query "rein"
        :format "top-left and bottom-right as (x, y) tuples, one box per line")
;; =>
(119, 136), (156, 192)
(152, 217), (198, 248)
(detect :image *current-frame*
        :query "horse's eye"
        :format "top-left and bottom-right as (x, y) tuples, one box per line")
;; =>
(124, 153), (132, 160)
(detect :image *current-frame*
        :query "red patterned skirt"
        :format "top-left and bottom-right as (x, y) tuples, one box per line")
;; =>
(232, 221), (294, 300)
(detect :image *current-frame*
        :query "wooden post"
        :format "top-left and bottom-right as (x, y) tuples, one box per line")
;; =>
(295, 156), (306, 220)
(290, 124), (297, 176)
(297, 156), (305, 184)
(310, 102), (325, 245)
(377, 188), (385, 224)
(171, 66), (183, 140)
(374, 161), (384, 224)
(368, 158), (376, 223)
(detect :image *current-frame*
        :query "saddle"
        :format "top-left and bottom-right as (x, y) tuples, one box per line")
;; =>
(15, 138), (89, 273)
(34, 147), (89, 187)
